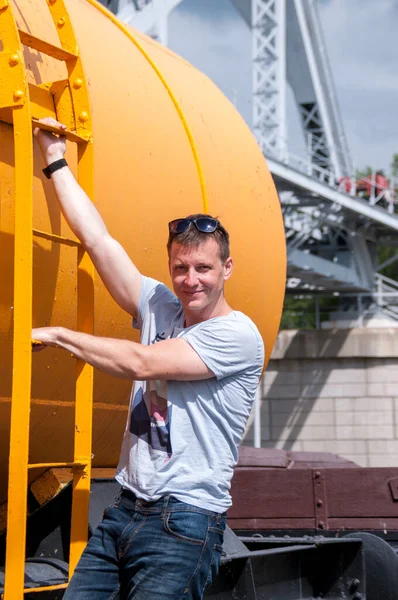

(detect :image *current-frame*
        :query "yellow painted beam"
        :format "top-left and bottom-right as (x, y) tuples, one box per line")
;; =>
(18, 29), (77, 61)
(4, 103), (33, 600)
(69, 142), (95, 576)
(1, 1), (33, 597)
(32, 228), (81, 247)
(23, 583), (68, 594)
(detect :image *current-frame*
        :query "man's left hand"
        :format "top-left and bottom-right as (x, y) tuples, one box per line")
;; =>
(32, 327), (61, 352)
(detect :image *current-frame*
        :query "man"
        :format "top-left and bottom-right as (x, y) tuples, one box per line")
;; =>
(32, 118), (264, 599)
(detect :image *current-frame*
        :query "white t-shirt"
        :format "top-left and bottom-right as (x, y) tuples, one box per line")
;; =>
(115, 276), (264, 512)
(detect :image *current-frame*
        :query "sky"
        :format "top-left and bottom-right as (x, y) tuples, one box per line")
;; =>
(168, 0), (398, 173)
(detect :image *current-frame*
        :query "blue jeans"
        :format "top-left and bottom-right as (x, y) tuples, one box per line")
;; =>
(63, 490), (226, 599)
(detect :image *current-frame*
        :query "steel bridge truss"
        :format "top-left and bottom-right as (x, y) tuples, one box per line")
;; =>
(251, 0), (286, 160)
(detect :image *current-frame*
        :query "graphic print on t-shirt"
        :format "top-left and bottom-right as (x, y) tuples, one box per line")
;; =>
(129, 375), (172, 456)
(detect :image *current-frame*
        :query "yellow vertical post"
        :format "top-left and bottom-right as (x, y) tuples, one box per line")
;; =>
(4, 107), (33, 600)
(69, 141), (95, 576)
(1, 0), (33, 597)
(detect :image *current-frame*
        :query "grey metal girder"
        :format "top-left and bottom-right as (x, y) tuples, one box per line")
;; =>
(269, 158), (398, 232)
(287, 248), (368, 292)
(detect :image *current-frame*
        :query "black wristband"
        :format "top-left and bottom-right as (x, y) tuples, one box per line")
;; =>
(43, 158), (68, 179)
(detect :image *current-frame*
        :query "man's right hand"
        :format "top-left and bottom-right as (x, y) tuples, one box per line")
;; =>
(33, 117), (67, 166)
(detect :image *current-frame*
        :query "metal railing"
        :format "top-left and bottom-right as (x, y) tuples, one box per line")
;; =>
(266, 138), (397, 215)
(282, 290), (398, 330)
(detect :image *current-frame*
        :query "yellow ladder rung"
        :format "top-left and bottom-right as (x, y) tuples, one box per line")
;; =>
(28, 461), (87, 469)
(33, 229), (81, 247)
(32, 119), (90, 144)
(18, 29), (77, 62)
(23, 583), (68, 594)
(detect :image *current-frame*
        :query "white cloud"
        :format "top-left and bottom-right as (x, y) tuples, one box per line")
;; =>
(318, 0), (398, 169)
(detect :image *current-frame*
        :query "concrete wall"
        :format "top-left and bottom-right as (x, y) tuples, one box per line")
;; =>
(244, 328), (398, 467)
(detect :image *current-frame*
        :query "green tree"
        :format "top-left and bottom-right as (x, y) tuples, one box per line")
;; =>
(378, 246), (398, 281)
(355, 165), (372, 179)
(391, 153), (398, 178)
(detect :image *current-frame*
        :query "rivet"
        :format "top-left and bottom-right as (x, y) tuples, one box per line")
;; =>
(318, 521), (325, 529)
(8, 53), (20, 66)
(78, 111), (89, 123)
(316, 499), (323, 507)
(13, 89), (24, 101)
(57, 17), (65, 27)
(314, 471), (321, 478)
(73, 78), (83, 89)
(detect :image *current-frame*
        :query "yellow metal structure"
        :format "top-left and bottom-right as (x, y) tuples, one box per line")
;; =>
(1, 0), (95, 597)
(0, 0), (286, 596)
(1, 2), (34, 595)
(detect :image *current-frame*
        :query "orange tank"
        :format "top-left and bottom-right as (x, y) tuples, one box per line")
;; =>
(0, 0), (286, 501)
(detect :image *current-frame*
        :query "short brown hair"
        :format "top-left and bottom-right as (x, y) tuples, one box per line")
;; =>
(167, 214), (230, 263)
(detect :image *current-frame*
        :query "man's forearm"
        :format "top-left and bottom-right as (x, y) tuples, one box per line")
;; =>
(38, 327), (143, 380)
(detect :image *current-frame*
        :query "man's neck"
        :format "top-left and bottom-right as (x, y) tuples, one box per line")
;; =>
(184, 299), (233, 328)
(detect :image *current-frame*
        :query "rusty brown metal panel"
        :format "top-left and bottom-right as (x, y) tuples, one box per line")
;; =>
(229, 468), (314, 519)
(290, 451), (357, 469)
(227, 518), (316, 530)
(325, 468), (398, 518)
(237, 447), (356, 469)
(312, 469), (328, 530)
(238, 446), (290, 468)
(328, 517), (398, 530)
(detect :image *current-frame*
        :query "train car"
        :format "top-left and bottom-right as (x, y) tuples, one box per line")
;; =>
(0, 0), (285, 598)
(222, 446), (398, 599)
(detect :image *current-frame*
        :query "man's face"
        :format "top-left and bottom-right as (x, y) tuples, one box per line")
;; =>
(168, 238), (233, 315)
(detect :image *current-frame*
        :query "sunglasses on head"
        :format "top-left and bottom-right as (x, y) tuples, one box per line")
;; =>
(168, 217), (220, 234)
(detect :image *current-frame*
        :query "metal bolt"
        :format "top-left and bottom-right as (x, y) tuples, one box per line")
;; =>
(73, 77), (83, 89)
(315, 471), (321, 478)
(8, 53), (20, 66)
(350, 579), (360, 591)
(57, 17), (65, 27)
(318, 521), (325, 529)
(13, 89), (24, 101)
(316, 499), (323, 507)
(78, 111), (89, 123)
